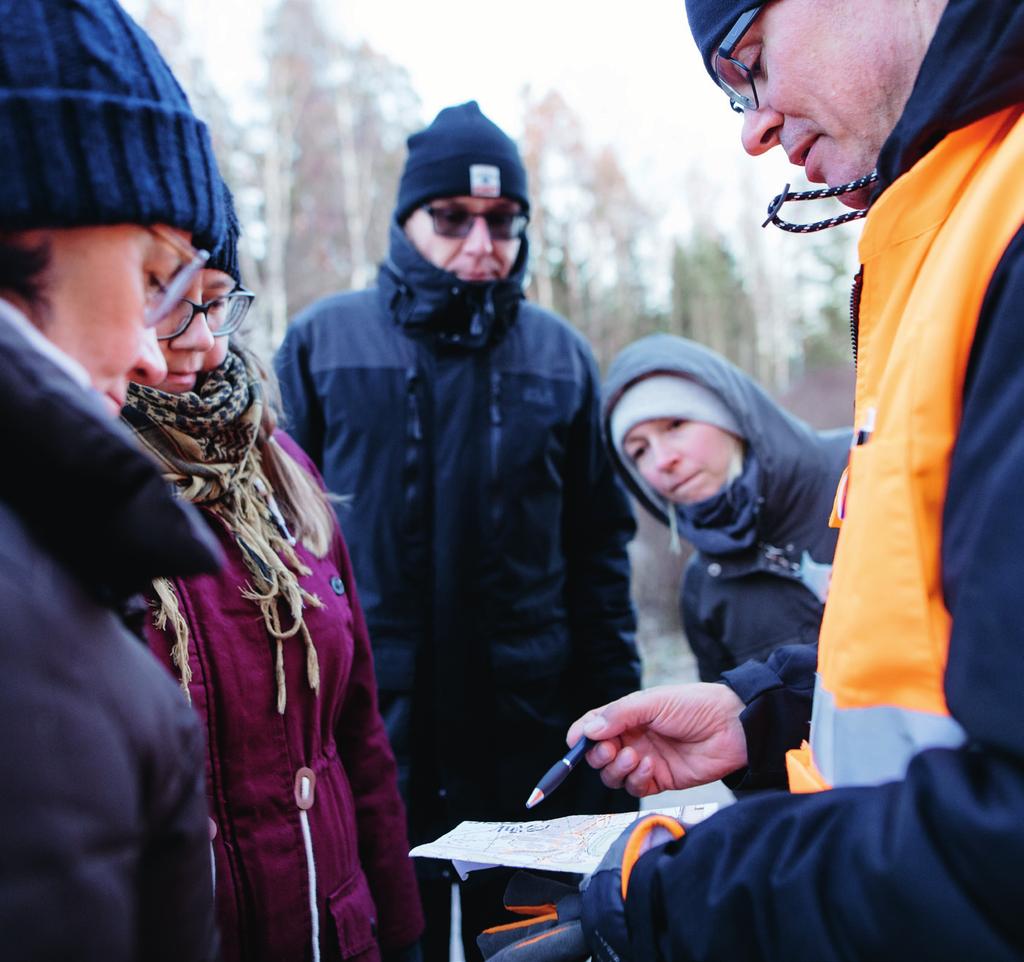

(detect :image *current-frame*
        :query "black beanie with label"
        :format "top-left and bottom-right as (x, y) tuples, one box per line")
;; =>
(0, 0), (225, 252)
(685, 0), (764, 79)
(395, 101), (529, 223)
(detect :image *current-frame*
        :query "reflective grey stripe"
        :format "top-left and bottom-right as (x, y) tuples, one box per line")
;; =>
(810, 675), (966, 786)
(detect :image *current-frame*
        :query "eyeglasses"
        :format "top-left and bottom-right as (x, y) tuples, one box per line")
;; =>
(154, 287), (255, 341)
(713, 5), (764, 113)
(144, 225), (210, 328)
(423, 205), (529, 241)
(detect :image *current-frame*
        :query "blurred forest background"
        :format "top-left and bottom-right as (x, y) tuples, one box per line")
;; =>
(136, 0), (858, 685)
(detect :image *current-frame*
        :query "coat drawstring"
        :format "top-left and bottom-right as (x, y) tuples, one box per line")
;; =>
(668, 506), (683, 555)
(295, 768), (320, 962)
(208, 819), (217, 897)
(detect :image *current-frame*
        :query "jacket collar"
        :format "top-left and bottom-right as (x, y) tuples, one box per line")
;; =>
(378, 219), (527, 350)
(0, 314), (222, 605)
(877, 0), (1024, 195)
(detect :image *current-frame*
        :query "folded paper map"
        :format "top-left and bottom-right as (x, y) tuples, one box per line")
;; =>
(411, 803), (718, 879)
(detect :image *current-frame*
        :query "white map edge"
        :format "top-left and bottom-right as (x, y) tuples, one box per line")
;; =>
(413, 803), (719, 879)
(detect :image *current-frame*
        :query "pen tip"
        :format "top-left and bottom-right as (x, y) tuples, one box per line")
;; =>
(525, 788), (544, 809)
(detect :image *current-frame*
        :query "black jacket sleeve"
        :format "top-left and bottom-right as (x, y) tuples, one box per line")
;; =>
(563, 343), (641, 709)
(621, 230), (1024, 961)
(719, 642), (816, 791)
(274, 318), (327, 469)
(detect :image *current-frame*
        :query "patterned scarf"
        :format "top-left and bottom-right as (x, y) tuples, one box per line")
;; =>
(122, 350), (321, 713)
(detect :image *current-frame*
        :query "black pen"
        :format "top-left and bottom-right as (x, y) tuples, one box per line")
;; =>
(525, 737), (593, 809)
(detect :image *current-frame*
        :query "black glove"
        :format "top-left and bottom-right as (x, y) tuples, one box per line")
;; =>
(580, 813), (685, 962)
(477, 814), (686, 962)
(478, 872), (588, 961)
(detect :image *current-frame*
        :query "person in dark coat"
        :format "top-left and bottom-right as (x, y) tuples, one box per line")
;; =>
(0, 1), (228, 957)
(122, 208), (424, 962)
(275, 101), (641, 961)
(602, 334), (849, 682)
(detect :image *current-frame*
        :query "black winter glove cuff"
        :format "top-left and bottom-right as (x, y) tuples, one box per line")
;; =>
(478, 873), (588, 961)
(580, 814), (686, 962)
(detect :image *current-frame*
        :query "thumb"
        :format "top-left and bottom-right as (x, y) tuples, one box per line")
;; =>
(578, 690), (656, 742)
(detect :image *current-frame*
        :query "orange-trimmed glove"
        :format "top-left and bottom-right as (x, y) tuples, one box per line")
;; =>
(477, 814), (686, 962)
(580, 813), (686, 962)
(477, 873), (588, 961)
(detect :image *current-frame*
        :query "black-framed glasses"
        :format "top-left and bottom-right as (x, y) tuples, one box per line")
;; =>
(713, 5), (764, 113)
(423, 205), (529, 241)
(154, 287), (255, 341)
(144, 225), (210, 328)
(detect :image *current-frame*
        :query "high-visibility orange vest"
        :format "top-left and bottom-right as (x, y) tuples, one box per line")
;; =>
(786, 106), (1024, 793)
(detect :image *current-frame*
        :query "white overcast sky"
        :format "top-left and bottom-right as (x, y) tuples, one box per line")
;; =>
(133, 0), (805, 243)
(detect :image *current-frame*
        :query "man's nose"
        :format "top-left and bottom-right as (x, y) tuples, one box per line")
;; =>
(132, 327), (168, 387)
(741, 102), (783, 156)
(461, 214), (494, 254)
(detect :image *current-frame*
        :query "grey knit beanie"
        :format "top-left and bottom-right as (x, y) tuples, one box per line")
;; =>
(0, 0), (225, 252)
(610, 374), (742, 463)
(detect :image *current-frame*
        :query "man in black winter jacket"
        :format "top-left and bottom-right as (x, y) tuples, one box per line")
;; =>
(0, 2), (228, 959)
(275, 101), (641, 961)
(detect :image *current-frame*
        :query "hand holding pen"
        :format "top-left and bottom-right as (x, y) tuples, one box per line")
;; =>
(525, 737), (593, 809)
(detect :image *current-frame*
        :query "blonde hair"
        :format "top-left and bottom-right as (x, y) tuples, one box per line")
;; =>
(245, 348), (337, 560)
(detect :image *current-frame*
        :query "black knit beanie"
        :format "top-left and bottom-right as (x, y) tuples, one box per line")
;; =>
(206, 182), (240, 284)
(0, 0), (225, 253)
(684, 0), (765, 79)
(395, 101), (529, 223)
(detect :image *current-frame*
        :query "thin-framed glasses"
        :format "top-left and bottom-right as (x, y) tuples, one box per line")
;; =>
(155, 287), (255, 341)
(144, 225), (210, 328)
(423, 205), (529, 241)
(713, 5), (764, 113)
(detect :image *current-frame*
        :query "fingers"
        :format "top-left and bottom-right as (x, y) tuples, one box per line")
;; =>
(569, 692), (660, 790)
(623, 756), (657, 797)
(596, 749), (660, 797)
(593, 744), (640, 789)
(566, 708), (605, 748)
(572, 689), (663, 744)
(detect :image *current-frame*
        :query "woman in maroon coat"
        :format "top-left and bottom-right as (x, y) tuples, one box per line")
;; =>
(121, 209), (424, 962)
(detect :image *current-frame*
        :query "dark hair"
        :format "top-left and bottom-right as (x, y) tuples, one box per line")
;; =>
(0, 238), (51, 309)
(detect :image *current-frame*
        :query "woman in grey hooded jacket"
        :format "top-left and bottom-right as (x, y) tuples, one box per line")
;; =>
(603, 334), (850, 681)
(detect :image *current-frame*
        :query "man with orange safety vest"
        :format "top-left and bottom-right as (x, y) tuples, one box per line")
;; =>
(474, 0), (1024, 959)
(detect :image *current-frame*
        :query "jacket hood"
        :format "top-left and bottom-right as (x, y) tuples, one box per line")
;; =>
(0, 312), (222, 604)
(603, 333), (850, 553)
(877, 0), (1024, 194)
(377, 219), (527, 349)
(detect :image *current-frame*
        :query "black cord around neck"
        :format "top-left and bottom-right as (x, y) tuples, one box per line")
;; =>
(762, 171), (879, 233)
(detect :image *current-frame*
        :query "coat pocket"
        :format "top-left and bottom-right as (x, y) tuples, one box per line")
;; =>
(326, 870), (380, 962)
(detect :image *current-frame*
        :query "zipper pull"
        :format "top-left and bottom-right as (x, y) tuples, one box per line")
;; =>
(490, 370), (502, 426)
(406, 369), (422, 440)
(855, 406), (876, 446)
